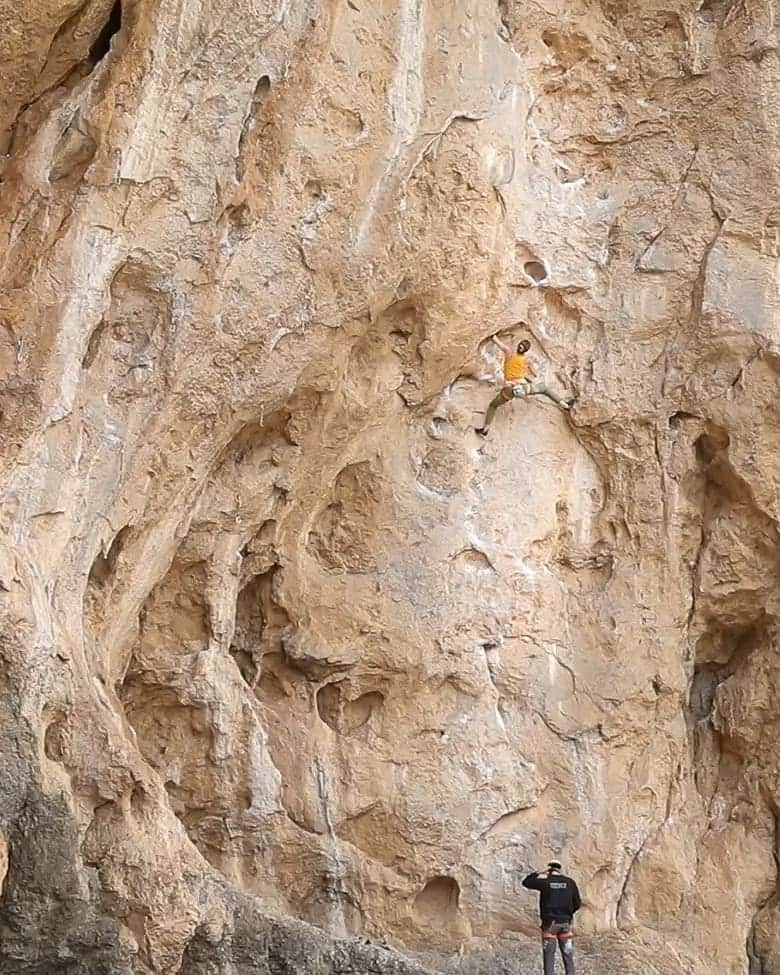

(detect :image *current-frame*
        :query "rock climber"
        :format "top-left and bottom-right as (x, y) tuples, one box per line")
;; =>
(474, 334), (573, 436)
(522, 860), (581, 975)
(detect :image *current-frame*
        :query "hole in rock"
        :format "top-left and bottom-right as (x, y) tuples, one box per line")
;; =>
(451, 547), (495, 575)
(694, 428), (729, 466)
(325, 101), (364, 140)
(414, 876), (461, 924)
(390, 328), (411, 345)
(689, 668), (718, 721)
(378, 299), (425, 362)
(231, 647), (257, 686)
(229, 566), (289, 687)
(80, 260), (174, 393)
(88, 526), (131, 588)
(697, 0), (732, 25)
(668, 410), (698, 429)
(130, 783), (147, 816)
(694, 618), (769, 672)
(237, 76), (271, 179)
(250, 76), (271, 115)
(222, 203), (253, 249)
(689, 613), (771, 799)
(89, 0), (122, 64)
(82, 318), (107, 369)
(43, 714), (68, 763)
(524, 260), (548, 283)
(316, 682), (384, 735)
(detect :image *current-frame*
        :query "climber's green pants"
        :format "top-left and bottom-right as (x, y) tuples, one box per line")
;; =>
(481, 383), (568, 429)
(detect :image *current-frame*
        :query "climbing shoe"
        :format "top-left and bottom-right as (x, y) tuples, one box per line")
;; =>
(475, 427), (489, 437)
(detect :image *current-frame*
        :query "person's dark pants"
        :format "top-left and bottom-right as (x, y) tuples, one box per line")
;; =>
(541, 919), (575, 975)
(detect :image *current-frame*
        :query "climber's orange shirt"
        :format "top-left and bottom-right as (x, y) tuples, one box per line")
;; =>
(503, 353), (528, 382)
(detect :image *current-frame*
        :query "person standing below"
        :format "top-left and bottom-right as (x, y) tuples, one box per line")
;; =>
(475, 334), (573, 437)
(522, 859), (581, 975)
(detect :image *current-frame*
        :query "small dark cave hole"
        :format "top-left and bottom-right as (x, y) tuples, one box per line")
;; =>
(230, 647), (258, 687)
(689, 667), (719, 721)
(668, 410), (698, 429)
(697, 0), (732, 26)
(413, 876), (461, 923)
(88, 526), (131, 588)
(694, 428), (729, 465)
(130, 783), (148, 816)
(44, 715), (68, 763)
(89, 1), (123, 64)
(524, 260), (548, 283)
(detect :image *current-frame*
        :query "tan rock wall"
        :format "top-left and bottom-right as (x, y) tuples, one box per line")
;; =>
(0, 1), (778, 973)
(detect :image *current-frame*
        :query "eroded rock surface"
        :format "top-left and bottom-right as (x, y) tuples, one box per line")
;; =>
(0, 1), (778, 973)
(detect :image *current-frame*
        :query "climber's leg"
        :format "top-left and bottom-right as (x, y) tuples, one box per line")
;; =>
(541, 924), (559, 975)
(527, 383), (573, 410)
(558, 927), (575, 975)
(475, 387), (513, 436)
(482, 392), (506, 428)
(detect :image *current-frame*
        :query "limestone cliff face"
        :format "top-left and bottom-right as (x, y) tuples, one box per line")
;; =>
(1, 1), (779, 973)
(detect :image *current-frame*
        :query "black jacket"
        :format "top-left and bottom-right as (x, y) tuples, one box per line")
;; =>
(522, 871), (581, 922)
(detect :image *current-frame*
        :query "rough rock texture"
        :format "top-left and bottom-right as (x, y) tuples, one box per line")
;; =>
(1, 0), (779, 973)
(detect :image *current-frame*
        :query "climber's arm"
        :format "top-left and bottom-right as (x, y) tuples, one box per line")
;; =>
(492, 335), (512, 356)
(522, 872), (546, 890)
(571, 881), (582, 913)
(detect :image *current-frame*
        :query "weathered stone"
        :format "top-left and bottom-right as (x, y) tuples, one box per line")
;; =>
(0, 0), (778, 973)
